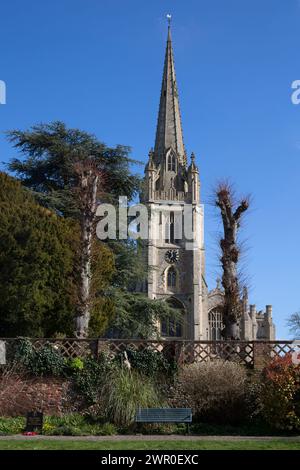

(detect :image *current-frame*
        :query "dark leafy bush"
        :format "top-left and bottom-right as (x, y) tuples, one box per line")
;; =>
(13, 338), (66, 376)
(116, 347), (177, 378)
(73, 354), (116, 405)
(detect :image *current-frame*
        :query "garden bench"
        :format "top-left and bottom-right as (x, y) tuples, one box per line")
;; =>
(135, 408), (192, 434)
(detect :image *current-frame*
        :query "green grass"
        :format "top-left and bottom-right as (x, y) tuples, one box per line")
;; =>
(0, 439), (299, 450)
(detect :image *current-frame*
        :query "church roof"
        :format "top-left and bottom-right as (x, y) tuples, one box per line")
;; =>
(154, 25), (187, 165)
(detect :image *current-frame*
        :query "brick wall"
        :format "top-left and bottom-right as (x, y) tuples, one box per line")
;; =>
(0, 374), (79, 417)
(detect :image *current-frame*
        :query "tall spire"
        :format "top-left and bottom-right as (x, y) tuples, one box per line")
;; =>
(154, 19), (187, 165)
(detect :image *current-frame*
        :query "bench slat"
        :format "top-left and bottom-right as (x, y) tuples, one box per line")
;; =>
(135, 408), (192, 423)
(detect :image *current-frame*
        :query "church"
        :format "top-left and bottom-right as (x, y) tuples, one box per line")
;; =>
(140, 24), (275, 342)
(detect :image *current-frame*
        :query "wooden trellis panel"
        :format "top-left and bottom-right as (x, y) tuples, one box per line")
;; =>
(178, 341), (254, 366)
(31, 339), (95, 358)
(2, 338), (299, 369)
(269, 341), (300, 360)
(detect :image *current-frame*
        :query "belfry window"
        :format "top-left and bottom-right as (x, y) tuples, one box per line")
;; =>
(170, 211), (174, 243)
(167, 266), (177, 288)
(168, 153), (176, 172)
(165, 211), (175, 243)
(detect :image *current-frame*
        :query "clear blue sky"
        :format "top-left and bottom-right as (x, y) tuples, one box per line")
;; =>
(0, 0), (299, 338)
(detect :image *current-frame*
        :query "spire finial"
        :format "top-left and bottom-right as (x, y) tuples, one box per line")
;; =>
(166, 13), (172, 27)
(153, 13), (186, 165)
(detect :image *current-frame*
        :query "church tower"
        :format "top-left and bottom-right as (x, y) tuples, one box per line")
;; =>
(141, 23), (207, 340)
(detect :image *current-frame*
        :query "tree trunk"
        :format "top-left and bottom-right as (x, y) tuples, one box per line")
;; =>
(74, 164), (99, 338)
(215, 184), (249, 340)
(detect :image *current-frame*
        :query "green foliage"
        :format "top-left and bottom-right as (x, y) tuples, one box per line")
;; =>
(73, 354), (116, 405)
(103, 369), (161, 426)
(106, 290), (180, 339)
(42, 415), (115, 436)
(260, 354), (300, 431)
(7, 121), (141, 217)
(14, 338), (66, 377)
(67, 357), (84, 371)
(0, 414), (117, 436)
(108, 239), (147, 290)
(89, 240), (116, 336)
(43, 414), (116, 436)
(116, 347), (177, 378)
(0, 417), (25, 435)
(0, 172), (77, 337)
(104, 239), (180, 339)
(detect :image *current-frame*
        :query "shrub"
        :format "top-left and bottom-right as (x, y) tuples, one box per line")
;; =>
(0, 414), (118, 436)
(14, 338), (66, 377)
(73, 354), (116, 405)
(103, 369), (161, 426)
(95, 422), (117, 436)
(171, 360), (248, 424)
(0, 417), (25, 435)
(260, 354), (300, 431)
(116, 347), (177, 378)
(67, 357), (84, 372)
(43, 414), (117, 436)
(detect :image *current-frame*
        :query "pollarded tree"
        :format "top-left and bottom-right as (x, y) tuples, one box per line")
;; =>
(215, 182), (249, 340)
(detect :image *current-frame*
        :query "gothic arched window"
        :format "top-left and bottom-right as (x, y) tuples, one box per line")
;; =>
(208, 309), (223, 340)
(167, 266), (177, 288)
(161, 297), (183, 338)
(165, 211), (175, 244)
(168, 152), (176, 172)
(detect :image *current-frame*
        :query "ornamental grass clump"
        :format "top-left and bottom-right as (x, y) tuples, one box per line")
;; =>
(104, 368), (161, 427)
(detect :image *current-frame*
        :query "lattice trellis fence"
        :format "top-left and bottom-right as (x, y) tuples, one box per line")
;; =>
(270, 341), (300, 361)
(1, 338), (299, 369)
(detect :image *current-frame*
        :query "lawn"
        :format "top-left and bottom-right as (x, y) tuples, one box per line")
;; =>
(0, 439), (299, 450)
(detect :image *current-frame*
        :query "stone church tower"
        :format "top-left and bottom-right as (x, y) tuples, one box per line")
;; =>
(141, 25), (207, 340)
(141, 23), (275, 341)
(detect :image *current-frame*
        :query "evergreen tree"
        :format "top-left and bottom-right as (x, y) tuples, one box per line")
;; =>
(7, 121), (140, 217)
(7, 122), (140, 336)
(0, 172), (76, 336)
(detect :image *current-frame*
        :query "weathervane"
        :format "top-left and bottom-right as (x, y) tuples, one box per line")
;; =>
(166, 14), (172, 26)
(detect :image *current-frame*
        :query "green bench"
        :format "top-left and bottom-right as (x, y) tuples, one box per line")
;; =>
(135, 408), (192, 434)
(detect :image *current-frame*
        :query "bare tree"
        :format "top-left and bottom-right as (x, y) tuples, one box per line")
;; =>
(215, 182), (249, 340)
(287, 312), (300, 339)
(73, 158), (105, 338)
